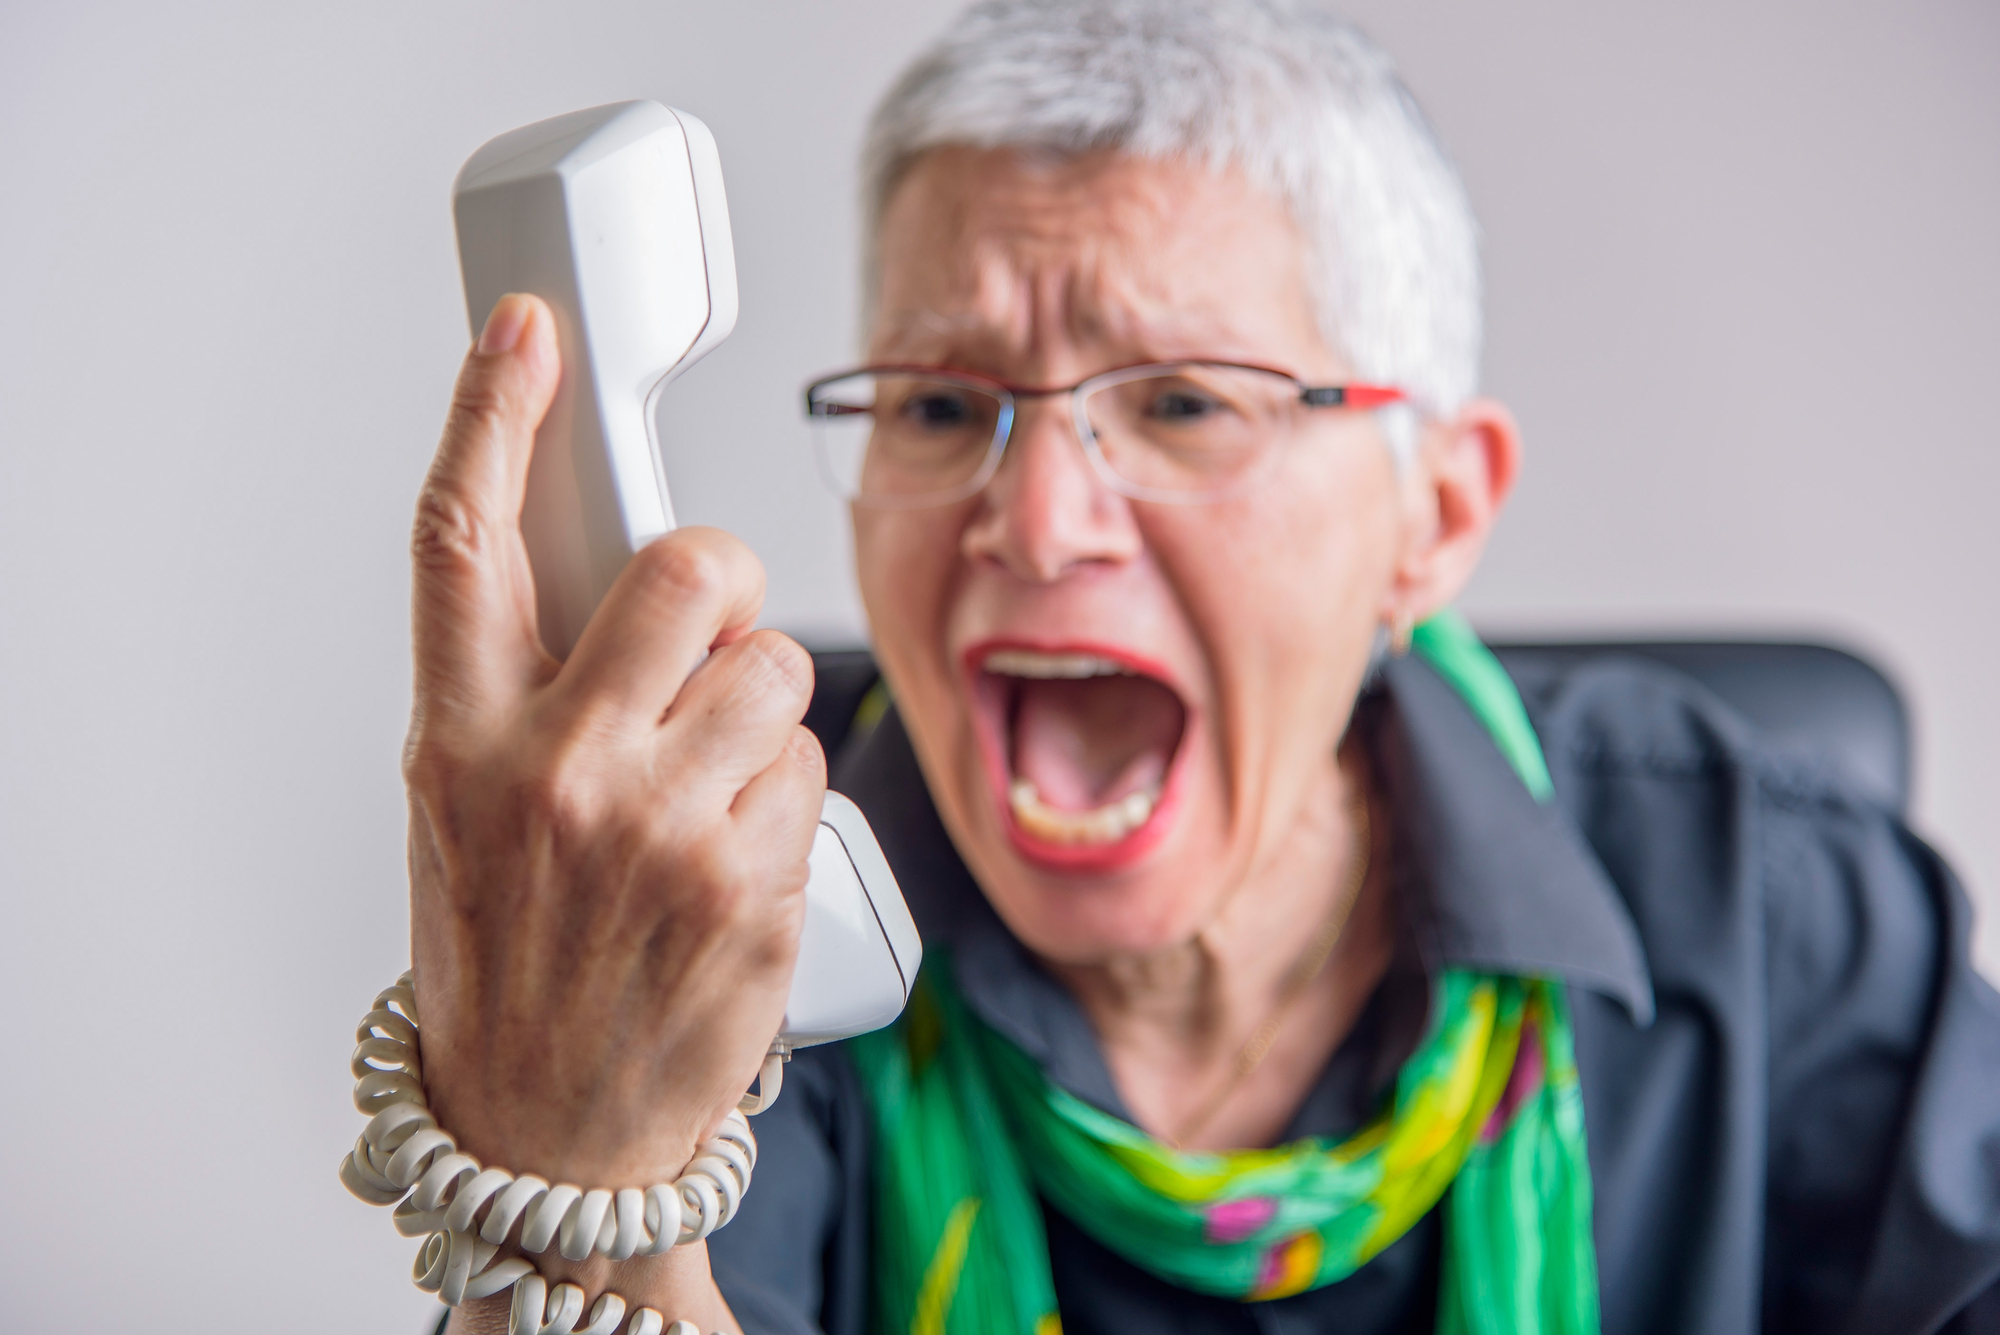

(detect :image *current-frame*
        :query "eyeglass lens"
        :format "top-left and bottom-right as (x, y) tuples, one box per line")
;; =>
(810, 372), (1007, 505)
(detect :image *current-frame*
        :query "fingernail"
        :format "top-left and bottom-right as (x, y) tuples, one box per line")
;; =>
(477, 295), (529, 355)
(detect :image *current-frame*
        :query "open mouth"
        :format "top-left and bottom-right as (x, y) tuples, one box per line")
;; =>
(966, 641), (1191, 870)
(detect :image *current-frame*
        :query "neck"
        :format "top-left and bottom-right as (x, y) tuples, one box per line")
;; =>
(1043, 739), (1393, 1151)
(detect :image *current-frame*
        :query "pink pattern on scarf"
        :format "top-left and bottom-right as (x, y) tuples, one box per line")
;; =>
(1205, 1196), (1278, 1244)
(1480, 1017), (1545, 1143)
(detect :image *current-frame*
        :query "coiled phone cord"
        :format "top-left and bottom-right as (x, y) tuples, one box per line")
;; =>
(339, 973), (767, 1335)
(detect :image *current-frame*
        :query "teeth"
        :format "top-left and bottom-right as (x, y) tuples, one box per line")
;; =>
(1009, 778), (1159, 846)
(982, 649), (1135, 680)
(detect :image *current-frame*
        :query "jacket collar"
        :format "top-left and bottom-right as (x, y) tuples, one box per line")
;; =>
(1373, 654), (1653, 1024)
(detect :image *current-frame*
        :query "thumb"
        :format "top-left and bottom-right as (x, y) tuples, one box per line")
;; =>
(410, 293), (561, 726)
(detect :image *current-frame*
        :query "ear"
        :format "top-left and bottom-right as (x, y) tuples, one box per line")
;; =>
(1380, 397), (1521, 628)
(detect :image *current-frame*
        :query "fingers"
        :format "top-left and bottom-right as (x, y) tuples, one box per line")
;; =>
(657, 630), (818, 799)
(731, 724), (828, 841)
(410, 294), (561, 724)
(555, 527), (771, 727)
(722, 724), (827, 936)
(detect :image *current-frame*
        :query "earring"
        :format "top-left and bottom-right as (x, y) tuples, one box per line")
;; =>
(1388, 611), (1414, 657)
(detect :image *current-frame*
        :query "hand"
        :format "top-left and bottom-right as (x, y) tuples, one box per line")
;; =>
(401, 293), (825, 1192)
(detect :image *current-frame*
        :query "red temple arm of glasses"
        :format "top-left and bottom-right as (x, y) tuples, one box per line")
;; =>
(1302, 384), (1406, 408)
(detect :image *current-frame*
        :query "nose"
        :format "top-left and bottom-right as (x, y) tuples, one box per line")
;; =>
(960, 396), (1144, 583)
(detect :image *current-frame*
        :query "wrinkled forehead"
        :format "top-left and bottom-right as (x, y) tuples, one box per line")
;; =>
(868, 147), (1328, 374)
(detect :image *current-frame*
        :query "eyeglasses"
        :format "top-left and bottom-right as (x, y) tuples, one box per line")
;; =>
(802, 361), (1410, 507)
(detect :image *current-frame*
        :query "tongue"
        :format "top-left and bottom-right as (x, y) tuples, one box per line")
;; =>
(1009, 675), (1183, 811)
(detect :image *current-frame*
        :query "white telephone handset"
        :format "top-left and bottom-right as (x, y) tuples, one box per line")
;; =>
(452, 101), (920, 1060)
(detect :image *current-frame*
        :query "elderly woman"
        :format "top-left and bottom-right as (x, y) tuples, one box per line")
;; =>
(386, 2), (2000, 1332)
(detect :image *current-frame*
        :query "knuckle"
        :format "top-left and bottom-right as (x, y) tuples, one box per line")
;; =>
(733, 632), (815, 711)
(403, 720), (607, 849)
(782, 724), (828, 784)
(675, 836), (758, 930)
(401, 705), (496, 799)
(506, 738), (605, 848)
(631, 535), (727, 608)
(400, 724), (461, 793)
(409, 479), (488, 574)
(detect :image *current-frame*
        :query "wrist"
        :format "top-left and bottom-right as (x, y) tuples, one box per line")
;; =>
(426, 1088), (707, 1198)
(342, 972), (759, 1335)
(419, 1036), (711, 1192)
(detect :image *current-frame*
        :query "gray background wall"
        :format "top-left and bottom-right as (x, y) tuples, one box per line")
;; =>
(1, 1), (1993, 1329)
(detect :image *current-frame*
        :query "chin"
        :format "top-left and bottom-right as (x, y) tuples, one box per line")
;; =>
(984, 857), (1226, 963)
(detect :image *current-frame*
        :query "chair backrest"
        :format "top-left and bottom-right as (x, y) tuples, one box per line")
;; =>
(1488, 641), (1910, 814)
(803, 640), (1912, 815)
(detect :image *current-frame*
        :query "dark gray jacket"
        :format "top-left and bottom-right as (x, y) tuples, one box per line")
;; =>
(701, 653), (2000, 1334)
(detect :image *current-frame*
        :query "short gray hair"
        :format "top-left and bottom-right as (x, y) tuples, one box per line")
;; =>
(861, 0), (1482, 418)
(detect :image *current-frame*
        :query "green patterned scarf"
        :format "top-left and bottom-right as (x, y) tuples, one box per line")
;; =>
(848, 613), (1600, 1334)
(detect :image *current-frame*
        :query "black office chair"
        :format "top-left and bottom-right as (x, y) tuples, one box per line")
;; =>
(802, 640), (1912, 815)
(1488, 641), (1909, 813)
